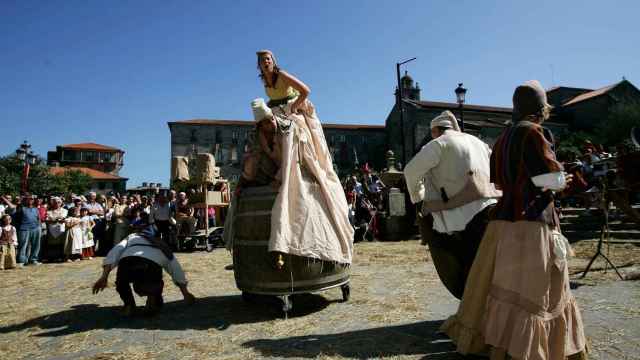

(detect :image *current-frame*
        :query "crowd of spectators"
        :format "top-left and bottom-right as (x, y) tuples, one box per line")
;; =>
(343, 163), (387, 242)
(0, 190), (211, 271)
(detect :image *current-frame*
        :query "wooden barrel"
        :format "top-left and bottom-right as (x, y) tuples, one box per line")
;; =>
(232, 186), (350, 295)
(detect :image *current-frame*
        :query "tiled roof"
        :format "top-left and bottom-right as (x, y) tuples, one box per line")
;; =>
(168, 119), (384, 130)
(60, 143), (123, 152)
(50, 166), (127, 180)
(406, 100), (513, 114)
(562, 82), (621, 106)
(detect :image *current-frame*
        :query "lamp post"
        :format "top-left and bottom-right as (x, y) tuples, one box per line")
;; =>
(455, 83), (467, 132)
(396, 57), (417, 167)
(16, 140), (37, 194)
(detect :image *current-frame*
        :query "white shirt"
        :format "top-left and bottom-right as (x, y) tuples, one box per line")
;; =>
(103, 233), (187, 285)
(404, 130), (497, 234)
(46, 208), (68, 238)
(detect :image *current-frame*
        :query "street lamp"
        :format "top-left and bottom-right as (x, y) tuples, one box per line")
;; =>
(15, 140), (37, 193)
(455, 83), (467, 132)
(396, 57), (417, 167)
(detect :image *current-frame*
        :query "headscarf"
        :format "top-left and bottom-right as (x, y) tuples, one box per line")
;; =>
(430, 110), (461, 131)
(512, 80), (551, 122)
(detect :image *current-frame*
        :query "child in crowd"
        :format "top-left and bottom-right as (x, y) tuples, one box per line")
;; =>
(65, 207), (84, 261)
(129, 208), (144, 229)
(80, 207), (95, 259)
(0, 214), (18, 270)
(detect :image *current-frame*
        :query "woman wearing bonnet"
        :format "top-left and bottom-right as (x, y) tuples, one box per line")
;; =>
(235, 50), (354, 266)
(441, 80), (587, 360)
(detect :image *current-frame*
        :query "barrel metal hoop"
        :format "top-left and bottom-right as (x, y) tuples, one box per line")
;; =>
(239, 273), (349, 289)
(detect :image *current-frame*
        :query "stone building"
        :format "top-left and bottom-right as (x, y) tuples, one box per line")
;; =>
(385, 72), (515, 165)
(47, 143), (127, 194)
(546, 79), (640, 131)
(168, 77), (638, 185)
(167, 119), (386, 183)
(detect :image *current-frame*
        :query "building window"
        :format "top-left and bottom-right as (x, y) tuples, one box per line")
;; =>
(98, 182), (106, 190)
(338, 135), (346, 142)
(63, 151), (80, 161)
(230, 144), (238, 163)
(100, 152), (116, 163)
(83, 151), (98, 162)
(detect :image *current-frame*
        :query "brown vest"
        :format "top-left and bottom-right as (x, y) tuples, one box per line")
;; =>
(0, 226), (15, 245)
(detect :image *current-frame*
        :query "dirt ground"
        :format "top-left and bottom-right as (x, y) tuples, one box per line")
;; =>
(1, 239), (638, 360)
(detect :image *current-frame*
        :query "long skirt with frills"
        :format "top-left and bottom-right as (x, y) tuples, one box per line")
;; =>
(441, 220), (587, 360)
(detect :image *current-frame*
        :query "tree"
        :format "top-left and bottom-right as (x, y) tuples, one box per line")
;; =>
(600, 103), (640, 146)
(555, 131), (594, 161)
(0, 155), (92, 196)
(63, 170), (93, 194)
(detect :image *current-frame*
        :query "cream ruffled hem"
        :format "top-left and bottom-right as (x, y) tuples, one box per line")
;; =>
(483, 295), (587, 360)
(440, 314), (489, 356)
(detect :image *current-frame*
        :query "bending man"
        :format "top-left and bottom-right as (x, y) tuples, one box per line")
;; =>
(93, 214), (195, 316)
(404, 110), (500, 299)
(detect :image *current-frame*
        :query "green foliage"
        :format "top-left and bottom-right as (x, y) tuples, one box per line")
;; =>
(0, 155), (92, 195)
(556, 131), (594, 160)
(600, 103), (640, 146)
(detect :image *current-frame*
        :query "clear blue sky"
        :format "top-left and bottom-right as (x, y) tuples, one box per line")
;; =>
(2, 0), (638, 187)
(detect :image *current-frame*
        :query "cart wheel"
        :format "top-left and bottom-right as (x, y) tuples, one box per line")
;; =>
(341, 284), (351, 302)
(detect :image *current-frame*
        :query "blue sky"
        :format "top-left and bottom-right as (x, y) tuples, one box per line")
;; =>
(2, 0), (638, 187)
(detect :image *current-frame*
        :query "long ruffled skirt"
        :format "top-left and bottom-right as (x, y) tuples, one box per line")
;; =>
(441, 220), (587, 360)
(268, 100), (354, 265)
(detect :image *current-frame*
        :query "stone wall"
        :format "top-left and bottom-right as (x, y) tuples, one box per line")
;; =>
(168, 121), (387, 183)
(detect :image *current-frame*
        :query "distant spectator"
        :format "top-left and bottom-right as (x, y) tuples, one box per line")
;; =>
(14, 193), (42, 266)
(44, 197), (68, 262)
(0, 195), (12, 216)
(175, 192), (196, 236)
(36, 197), (47, 223)
(150, 193), (173, 243)
(65, 207), (84, 261)
(80, 207), (95, 260)
(112, 196), (130, 244)
(85, 192), (105, 255)
(0, 214), (18, 270)
(64, 194), (75, 210)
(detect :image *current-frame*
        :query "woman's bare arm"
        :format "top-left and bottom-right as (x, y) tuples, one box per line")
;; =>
(279, 70), (310, 113)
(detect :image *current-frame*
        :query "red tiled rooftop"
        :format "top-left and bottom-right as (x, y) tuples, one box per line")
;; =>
(50, 166), (127, 180)
(61, 143), (123, 152)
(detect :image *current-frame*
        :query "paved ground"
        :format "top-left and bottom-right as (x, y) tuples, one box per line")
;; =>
(0, 238), (638, 360)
